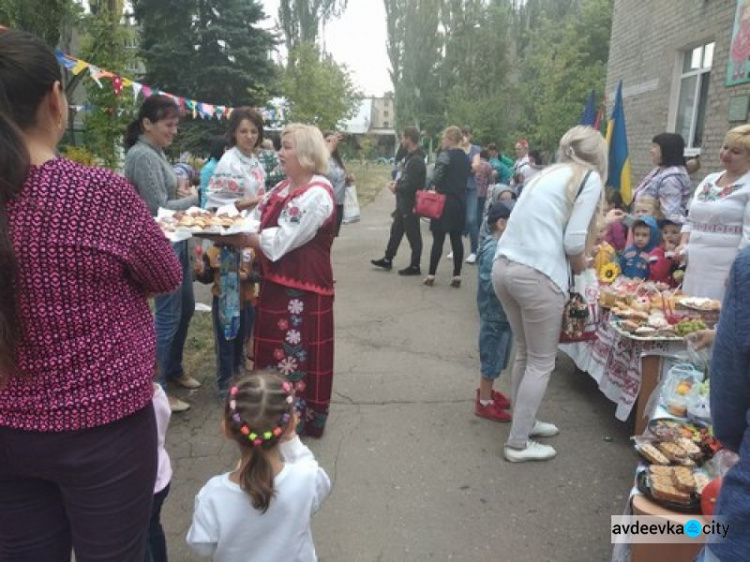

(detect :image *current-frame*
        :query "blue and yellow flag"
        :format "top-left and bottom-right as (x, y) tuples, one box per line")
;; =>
(580, 90), (597, 127)
(606, 80), (632, 204)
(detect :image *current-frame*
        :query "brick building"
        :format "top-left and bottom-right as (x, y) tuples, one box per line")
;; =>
(606, 0), (750, 185)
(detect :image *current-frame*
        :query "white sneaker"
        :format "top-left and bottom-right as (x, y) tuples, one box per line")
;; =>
(530, 420), (560, 438)
(465, 253), (477, 264)
(504, 440), (556, 462)
(446, 252), (454, 260)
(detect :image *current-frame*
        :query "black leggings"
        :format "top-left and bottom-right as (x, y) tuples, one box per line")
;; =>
(429, 230), (464, 276)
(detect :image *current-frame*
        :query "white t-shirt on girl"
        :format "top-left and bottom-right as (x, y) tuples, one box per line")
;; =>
(186, 436), (331, 561)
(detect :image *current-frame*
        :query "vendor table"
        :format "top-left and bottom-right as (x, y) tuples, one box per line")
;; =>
(559, 311), (686, 433)
(630, 494), (706, 562)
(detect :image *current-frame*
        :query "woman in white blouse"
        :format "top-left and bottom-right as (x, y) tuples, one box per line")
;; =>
(219, 124), (337, 438)
(492, 126), (605, 463)
(680, 124), (750, 302)
(206, 107), (267, 211)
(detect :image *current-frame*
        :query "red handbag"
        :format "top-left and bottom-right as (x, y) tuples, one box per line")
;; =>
(414, 190), (446, 219)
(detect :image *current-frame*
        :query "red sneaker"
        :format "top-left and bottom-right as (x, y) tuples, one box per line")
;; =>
(475, 389), (511, 409)
(475, 400), (512, 422)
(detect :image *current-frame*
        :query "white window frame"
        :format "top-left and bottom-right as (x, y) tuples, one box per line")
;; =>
(669, 41), (714, 157)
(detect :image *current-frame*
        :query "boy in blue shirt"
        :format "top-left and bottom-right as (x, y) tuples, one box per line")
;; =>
(475, 202), (514, 422)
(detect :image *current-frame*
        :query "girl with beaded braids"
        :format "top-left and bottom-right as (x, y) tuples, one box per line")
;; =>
(187, 372), (331, 561)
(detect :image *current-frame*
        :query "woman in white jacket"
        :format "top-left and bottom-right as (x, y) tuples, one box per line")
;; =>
(492, 126), (606, 463)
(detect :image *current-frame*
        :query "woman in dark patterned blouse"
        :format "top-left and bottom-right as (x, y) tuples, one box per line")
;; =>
(0, 30), (181, 560)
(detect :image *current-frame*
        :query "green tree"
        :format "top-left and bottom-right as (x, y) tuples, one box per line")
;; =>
(512, 0), (613, 152)
(384, 0), (443, 134)
(278, 0), (347, 50)
(77, 1), (138, 168)
(132, 0), (278, 155)
(0, 0), (81, 47)
(281, 42), (360, 131)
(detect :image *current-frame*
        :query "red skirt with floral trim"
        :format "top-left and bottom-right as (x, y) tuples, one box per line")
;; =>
(254, 281), (334, 437)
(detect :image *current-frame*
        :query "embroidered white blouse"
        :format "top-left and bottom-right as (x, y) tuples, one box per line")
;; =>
(251, 175), (335, 263)
(206, 147), (266, 209)
(682, 170), (750, 300)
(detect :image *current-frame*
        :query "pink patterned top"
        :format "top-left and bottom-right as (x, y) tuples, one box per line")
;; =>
(0, 158), (182, 432)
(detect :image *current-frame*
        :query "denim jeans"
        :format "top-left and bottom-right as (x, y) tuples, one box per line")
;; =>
(479, 316), (513, 379)
(465, 190), (479, 254)
(212, 297), (254, 391)
(154, 241), (195, 388)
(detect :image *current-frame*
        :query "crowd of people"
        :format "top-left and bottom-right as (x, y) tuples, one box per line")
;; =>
(2, 25), (750, 562)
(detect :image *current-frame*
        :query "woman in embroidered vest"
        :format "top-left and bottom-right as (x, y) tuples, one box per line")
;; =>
(217, 124), (336, 437)
(679, 124), (750, 301)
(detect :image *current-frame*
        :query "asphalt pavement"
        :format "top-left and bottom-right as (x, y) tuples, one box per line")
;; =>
(163, 187), (637, 562)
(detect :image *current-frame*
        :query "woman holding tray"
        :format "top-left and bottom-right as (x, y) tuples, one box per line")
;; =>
(0, 29), (182, 559)
(208, 124), (336, 437)
(125, 94), (200, 412)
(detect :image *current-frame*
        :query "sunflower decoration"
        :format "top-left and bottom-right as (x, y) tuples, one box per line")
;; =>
(599, 262), (620, 284)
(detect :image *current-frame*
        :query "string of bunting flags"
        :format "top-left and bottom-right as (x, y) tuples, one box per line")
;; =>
(0, 24), (287, 124)
(54, 49), (236, 120)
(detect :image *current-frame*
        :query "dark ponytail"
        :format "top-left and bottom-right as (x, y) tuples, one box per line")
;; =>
(225, 373), (295, 513)
(0, 30), (62, 384)
(125, 94), (181, 150)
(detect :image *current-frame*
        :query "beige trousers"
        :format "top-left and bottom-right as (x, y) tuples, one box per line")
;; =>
(492, 257), (565, 449)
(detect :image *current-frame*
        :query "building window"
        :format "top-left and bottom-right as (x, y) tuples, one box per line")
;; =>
(675, 42), (714, 153)
(383, 121), (390, 128)
(383, 110), (389, 118)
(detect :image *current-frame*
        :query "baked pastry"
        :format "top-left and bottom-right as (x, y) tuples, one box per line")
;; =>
(649, 465), (674, 478)
(177, 216), (195, 227)
(651, 479), (691, 504)
(658, 442), (688, 462)
(639, 443), (670, 465)
(621, 320), (641, 333)
(677, 438), (702, 459)
(672, 466), (696, 493)
(635, 326), (656, 336)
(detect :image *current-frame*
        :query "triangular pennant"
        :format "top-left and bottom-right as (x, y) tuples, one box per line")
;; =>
(131, 82), (143, 99)
(202, 103), (215, 119)
(141, 85), (152, 98)
(71, 59), (89, 75)
(112, 75), (124, 96)
(55, 50), (77, 71)
(88, 65), (103, 88)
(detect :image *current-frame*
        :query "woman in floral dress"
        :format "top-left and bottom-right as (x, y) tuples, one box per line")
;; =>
(218, 124), (336, 437)
(681, 125), (750, 301)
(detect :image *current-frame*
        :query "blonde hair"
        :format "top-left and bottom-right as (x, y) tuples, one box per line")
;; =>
(634, 195), (660, 219)
(524, 126), (608, 255)
(281, 123), (329, 175)
(724, 124), (750, 153)
(442, 126), (462, 147)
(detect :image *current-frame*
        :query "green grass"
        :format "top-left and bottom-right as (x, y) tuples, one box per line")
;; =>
(348, 162), (392, 207)
(183, 309), (216, 382)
